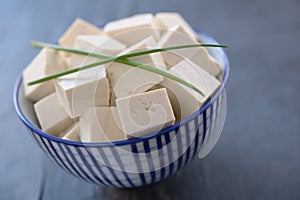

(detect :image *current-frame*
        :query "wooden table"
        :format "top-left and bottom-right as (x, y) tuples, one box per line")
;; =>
(1, 0), (300, 199)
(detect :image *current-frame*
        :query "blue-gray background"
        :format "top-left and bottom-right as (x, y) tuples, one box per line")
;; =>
(1, 0), (300, 199)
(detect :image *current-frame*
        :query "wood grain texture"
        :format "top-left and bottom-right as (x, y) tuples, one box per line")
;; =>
(1, 0), (300, 199)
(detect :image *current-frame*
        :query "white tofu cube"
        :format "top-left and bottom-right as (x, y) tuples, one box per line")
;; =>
(158, 25), (220, 76)
(59, 18), (102, 48)
(79, 107), (125, 142)
(161, 60), (220, 120)
(154, 12), (198, 39)
(63, 55), (72, 69)
(59, 122), (80, 141)
(157, 25), (199, 67)
(34, 93), (73, 136)
(103, 13), (159, 46)
(69, 35), (126, 68)
(55, 66), (110, 118)
(190, 48), (221, 77)
(147, 84), (182, 124)
(106, 36), (166, 105)
(23, 48), (66, 102)
(116, 88), (175, 138)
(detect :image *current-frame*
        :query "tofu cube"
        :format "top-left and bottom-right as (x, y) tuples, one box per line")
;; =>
(161, 60), (220, 120)
(154, 12), (198, 39)
(79, 107), (125, 142)
(23, 48), (66, 102)
(69, 34), (126, 68)
(59, 18), (102, 48)
(190, 48), (221, 77)
(106, 36), (166, 105)
(157, 25), (199, 67)
(103, 13), (159, 46)
(55, 66), (110, 118)
(34, 93), (73, 136)
(116, 88), (175, 138)
(59, 122), (80, 141)
(158, 25), (220, 76)
(147, 84), (182, 124)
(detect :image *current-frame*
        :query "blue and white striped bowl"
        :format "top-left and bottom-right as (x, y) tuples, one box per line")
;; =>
(13, 30), (229, 188)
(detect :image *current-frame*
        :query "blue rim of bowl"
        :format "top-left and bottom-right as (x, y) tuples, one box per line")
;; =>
(13, 29), (230, 147)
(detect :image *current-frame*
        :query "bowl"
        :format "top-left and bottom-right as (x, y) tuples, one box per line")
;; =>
(13, 29), (229, 188)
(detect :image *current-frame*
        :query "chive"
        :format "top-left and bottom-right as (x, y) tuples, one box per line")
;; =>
(31, 41), (110, 59)
(27, 58), (117, 86)
(117, 44), (227, 60)
(29, 41), (227, 97)
(117, 58), (206, 97)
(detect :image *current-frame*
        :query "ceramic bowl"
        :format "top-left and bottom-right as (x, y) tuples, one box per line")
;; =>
(13, 30), (229, 188)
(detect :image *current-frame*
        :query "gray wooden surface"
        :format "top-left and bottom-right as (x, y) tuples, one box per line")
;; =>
(1, 0), (300, 199)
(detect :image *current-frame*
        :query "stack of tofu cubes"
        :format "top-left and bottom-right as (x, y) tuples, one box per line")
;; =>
(23, 13), (222, 142)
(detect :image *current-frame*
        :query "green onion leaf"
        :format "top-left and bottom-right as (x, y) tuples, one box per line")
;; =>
(29, 41), (227, 97)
